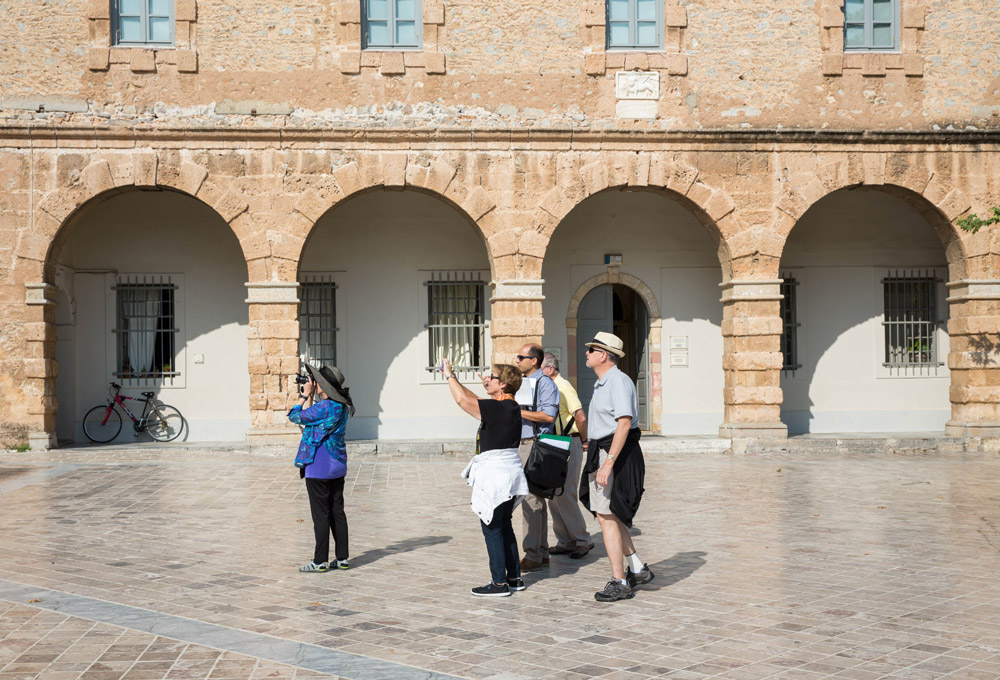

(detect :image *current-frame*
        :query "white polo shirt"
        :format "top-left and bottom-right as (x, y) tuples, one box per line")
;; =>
(587, 365), (639, 441)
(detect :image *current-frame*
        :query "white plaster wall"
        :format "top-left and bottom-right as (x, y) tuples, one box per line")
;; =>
(780, 189), (950, 433)
(299, 190), (491, 440)
(541, 190), (725, 435)
(54, 190), (251, 443)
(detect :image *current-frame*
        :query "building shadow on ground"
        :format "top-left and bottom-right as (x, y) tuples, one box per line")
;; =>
(350, 535), (452, 568)
(638, 550), (708, 591)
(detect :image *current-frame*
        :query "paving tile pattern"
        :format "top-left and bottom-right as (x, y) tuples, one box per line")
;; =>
(0, 600), (335, 679)
(2, 447), (1000, 679)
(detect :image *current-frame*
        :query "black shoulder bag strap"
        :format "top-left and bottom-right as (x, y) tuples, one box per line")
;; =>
(531, 376), (539, 438)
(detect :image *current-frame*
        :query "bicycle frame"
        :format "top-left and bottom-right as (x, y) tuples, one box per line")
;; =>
(102, 386), (155, 431)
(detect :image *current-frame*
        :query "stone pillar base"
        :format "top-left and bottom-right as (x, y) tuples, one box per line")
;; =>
(246, 427), (300, 444)
(945, 420), (1000, 438)
(28, 431), (57, 451)
(719, 422), (788, 439)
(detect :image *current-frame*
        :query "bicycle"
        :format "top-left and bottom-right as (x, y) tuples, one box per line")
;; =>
(82, 382), (185, 444)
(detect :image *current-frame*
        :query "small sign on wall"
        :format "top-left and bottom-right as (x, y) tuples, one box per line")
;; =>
(669, 352), (688, 368)
(669, 336), (688, 350)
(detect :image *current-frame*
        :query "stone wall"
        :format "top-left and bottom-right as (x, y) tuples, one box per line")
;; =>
(0, 1), (997, 129)
(1, 129), (999, 445)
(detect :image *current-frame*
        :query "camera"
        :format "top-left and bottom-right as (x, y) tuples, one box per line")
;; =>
(294, 373), (310, 385)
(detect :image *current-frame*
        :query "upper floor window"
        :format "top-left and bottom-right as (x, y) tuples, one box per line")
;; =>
(113, 0), (175, 47)
(843, 0), (899, 51)
(363, 0), (422, 50)
(606, 0), (663, 51)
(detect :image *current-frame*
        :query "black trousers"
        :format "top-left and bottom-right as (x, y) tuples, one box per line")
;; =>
(305, 477), (349, 563)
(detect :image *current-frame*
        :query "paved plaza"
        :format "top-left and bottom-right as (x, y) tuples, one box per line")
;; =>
(2, 444), (1000, 680)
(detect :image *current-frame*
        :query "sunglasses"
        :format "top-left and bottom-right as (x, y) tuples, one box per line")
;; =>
(585, 347), (605, 354)
(515, 355), (532, 361)
(487, 375), (500, 381)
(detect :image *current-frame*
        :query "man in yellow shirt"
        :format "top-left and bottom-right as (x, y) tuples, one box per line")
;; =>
(540, 353), (594, 558)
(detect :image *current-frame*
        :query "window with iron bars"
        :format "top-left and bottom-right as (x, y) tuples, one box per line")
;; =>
(780, 274), (801, 373)
(425, 272), (488, 379)
(114, 275), (177, 383)
(882, 270), (941, 370)
(299, 275), (338, 369)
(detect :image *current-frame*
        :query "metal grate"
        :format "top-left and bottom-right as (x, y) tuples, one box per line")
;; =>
(425, 271), (487, 376)
(299, 275), (338, 369)
(780, 274), (801, 373)
(113, 275), (177, 383)
(882, 269), (941, 370)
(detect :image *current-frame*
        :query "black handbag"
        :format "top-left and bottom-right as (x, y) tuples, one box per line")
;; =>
(522, 382), (571, 499)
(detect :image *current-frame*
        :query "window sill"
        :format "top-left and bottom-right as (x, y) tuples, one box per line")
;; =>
(88, 46), (198, 73)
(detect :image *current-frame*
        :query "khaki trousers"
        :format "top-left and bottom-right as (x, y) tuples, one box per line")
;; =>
(518, 437), (592, 562)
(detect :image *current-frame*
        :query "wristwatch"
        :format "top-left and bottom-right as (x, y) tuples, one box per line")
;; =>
(445, 374), (457, 380)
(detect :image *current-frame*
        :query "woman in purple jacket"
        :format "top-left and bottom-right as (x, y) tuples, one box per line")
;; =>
(288, 364), (355, 573)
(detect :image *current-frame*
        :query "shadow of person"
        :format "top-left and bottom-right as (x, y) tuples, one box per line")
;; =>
(637, 551), (707, 592)
(350, 535), (452, 569)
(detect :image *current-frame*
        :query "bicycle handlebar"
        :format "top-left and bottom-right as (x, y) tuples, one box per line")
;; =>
(110, 382), (122, 390)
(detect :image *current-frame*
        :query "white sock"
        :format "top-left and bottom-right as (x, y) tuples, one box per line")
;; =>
(617, 578), (629, 585)
(625, 551), (644, 572)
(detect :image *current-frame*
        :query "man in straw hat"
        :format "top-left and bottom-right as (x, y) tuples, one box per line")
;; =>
(288, 363), (355, 573)
(582, 332), (654, 602)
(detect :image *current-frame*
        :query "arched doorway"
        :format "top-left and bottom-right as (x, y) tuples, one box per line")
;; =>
(51, 188), (251, 443)
(779, 187), (951, 433)
(577, 283), (651, 429)
(298, 188), (490, 440)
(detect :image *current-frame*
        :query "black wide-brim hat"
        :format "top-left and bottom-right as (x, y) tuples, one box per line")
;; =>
(304, 363), (355, 415)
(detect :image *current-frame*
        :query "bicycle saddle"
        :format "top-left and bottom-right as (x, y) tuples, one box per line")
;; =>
(141, 391), (156, 399)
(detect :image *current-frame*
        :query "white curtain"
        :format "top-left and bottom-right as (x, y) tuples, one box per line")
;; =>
(123, 287), (160, 375)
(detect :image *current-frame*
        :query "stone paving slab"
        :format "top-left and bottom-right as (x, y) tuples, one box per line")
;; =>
(2, 448), (1000, 679)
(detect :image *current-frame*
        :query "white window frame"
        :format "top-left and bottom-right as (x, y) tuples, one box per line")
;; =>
(362, 0), (423, 51)
(606, 0), (664, 52)
(843, 0), (900, 52)
(298, 272), (347, 374)
(112, 0), (176, 48)
(105, 273), (185, 389)
(419, 270), (491, 385)
(874, 267), (948, 379)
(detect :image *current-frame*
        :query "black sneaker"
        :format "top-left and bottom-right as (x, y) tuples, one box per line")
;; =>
(626, 564), (655, 588)
(507, 577), (526, 592)
(472, 582), (511, 597)
(594, 580), (634, 602)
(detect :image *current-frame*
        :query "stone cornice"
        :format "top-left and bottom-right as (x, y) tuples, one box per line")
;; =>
(3, 125), (1000, 150)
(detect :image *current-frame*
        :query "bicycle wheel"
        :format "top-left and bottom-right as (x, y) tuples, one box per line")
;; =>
(145, 404), (184, 442)
(82, 404), (123, 443)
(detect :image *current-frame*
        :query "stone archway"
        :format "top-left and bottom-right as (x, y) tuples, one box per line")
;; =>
(566, 270), (663, 433)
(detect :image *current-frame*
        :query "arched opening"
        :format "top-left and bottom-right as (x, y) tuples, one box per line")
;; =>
(779, 187), (951, 434)
(51, 188), (251, 444)
(298, 189), (490, 440)
(542, 189), (725, 435)
(576, 283), (652, 429)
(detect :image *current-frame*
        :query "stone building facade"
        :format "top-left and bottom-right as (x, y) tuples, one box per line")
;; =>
(1, 0), (999, 448)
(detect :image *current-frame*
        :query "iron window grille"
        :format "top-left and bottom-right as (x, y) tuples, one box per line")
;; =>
(843, 0), (899, 51)
(882, 270), (942, 370)
(425, 272), (488, 378)
(112, 0), (175, 47)
(780, 274), (801, 373)
(299, 275), (339, 369)
(113, 275), (178, 383)
(362, 0), (423, 50)
(606, 0), (663, 51)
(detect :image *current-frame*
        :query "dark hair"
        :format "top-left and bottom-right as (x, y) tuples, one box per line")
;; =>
(493, 364), (522, 395)
(525, 344), (544, 369)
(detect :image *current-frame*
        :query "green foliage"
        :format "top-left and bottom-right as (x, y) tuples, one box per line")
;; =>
(956, 206), (1000, 234)
(14, 444), (29, 453)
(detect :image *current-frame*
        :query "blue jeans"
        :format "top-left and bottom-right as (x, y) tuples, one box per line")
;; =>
(480, 498), (520, 584)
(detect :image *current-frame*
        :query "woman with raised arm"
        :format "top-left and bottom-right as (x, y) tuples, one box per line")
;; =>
(441, 358), (529, 597)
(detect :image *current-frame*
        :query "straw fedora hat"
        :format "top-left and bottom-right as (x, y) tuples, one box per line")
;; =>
(584, 331), (625, 358)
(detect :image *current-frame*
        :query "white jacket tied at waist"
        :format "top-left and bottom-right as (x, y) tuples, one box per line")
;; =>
(460, 447), (530, 522)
